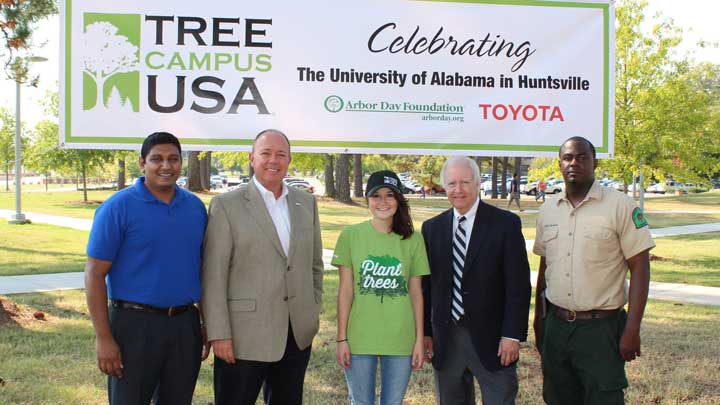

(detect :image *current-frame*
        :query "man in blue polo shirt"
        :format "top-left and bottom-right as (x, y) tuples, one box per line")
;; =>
(85, 132), (209, 404)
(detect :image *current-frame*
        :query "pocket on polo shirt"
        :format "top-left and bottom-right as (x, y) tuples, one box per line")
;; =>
(583, 226), (616, 263)
(228, 299), (256, 312)
(541, 227), (560, 262)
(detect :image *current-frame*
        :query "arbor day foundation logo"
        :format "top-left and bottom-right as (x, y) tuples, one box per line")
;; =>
(324, 95), (343, 113)
(81, 13), (140, 112)
(358, 255), (407, 303)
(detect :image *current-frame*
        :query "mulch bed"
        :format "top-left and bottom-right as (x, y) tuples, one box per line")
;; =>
(0, 298), (43, 327)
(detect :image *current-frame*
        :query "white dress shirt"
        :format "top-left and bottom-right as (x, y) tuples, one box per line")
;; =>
(253, 176), (291, 256)
(452, 196), (480, 241)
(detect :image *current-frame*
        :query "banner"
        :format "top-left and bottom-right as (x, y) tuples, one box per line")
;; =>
(60, 0), (615, 156)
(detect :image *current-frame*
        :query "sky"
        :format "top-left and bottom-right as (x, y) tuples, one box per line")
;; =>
(0, 0), (718, 129)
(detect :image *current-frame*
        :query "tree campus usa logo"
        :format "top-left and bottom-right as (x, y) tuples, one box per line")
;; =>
(81, 13), (140, 112)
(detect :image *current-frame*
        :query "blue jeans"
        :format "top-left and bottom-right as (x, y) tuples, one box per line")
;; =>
(344, 354), (412, 405)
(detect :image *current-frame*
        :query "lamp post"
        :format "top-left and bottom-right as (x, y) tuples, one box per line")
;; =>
(8, 55), (47, 225)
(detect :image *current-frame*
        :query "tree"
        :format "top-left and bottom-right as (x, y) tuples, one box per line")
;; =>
(0, 0), (57, 81)
(291, 152), (325, 175)
(199, 151), (211, 189)
(81, 21), (138, 109)
(606, 0), (718, 189)
(0, 107), (15, 191)
(501, 157), (508, 198)
(491, 157), (498, 199)
(215, 151), (249, 174)
(324, 154), (336, 198)
(353, 154), (363, 197)
(416, 155), (445, 192)
(114, 151), (137, 190)
(187, 151), (202, 191)
(528, 157), (561, 182)
(335, 154), (351, 203)
(25, 118), (60, 191)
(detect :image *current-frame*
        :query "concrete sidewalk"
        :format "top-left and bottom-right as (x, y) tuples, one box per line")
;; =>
(3, 267), (719, 307)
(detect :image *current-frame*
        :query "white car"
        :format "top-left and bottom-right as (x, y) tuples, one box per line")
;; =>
(402, 180), (423, 193)
(645, 182), (666, 194)
(546, 179), (565, 194)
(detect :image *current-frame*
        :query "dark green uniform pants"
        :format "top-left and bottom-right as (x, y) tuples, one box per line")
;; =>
(540, 308), (628, 405)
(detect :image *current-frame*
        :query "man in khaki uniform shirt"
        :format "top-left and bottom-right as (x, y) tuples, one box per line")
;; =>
(533, 137), (654, 404)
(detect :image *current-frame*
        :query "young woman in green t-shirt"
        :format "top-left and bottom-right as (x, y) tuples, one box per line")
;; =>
(332, 170), (430, 405)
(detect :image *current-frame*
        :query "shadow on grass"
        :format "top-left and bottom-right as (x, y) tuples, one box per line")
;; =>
(664, 232), (720, 242)
(652, 192), (720, 207)
(0, 260), (84, 277)
(0, 246), (86, 258)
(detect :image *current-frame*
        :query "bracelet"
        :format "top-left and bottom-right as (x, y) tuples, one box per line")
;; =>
(336, 338), (347, 343)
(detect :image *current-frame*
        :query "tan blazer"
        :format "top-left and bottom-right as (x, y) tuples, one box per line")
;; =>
(201, 181), (324, 362)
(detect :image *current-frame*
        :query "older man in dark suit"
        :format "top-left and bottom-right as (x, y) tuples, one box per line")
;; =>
(422, 156), (531, 405)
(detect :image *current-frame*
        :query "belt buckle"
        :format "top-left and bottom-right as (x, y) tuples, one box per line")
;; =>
(566, 309), (577, 322)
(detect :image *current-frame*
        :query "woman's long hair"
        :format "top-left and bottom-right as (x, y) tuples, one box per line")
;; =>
(391, 193), (413, 240)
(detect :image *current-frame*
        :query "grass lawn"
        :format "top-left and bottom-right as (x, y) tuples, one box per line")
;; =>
(0, 222), (88, 276)
(643, 189), (720, 212)
(650, 232), (720, 287)
(1, 283), (719, 404)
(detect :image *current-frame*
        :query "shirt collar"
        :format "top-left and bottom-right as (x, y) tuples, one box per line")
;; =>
(453, 196), (480, 222)
(253, 176), (288, 201)
(557, 179), (603, 206)
(133, 176), (185, 205)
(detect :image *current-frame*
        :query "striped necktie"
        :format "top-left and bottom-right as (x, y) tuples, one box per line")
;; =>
(451, 215), (467, 322)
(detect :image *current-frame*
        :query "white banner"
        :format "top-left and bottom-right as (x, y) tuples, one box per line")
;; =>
(60, 0), (615, 156)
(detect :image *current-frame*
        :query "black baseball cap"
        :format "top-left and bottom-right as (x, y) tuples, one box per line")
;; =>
(366, 170), (403, 197)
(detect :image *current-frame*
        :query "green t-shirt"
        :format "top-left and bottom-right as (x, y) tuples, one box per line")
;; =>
(331, 220), (431, 355)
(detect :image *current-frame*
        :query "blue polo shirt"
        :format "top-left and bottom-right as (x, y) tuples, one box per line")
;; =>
(86, 177), (207, 307)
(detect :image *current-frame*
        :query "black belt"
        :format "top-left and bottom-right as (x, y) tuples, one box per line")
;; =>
(550, 303), (620, 322)
(111, 300), (192, 316)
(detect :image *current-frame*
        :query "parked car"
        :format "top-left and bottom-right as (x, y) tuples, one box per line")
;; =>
(546, 179), (565, 194)
(645, 182), (666, 194)
(402, 180), (423, 193)
(424, 183), (445, 194)
(287, 180), (314, 193)
(481, 180), (506, 196)
(210, 175), (224, 189)
(525, 181), (538, 196)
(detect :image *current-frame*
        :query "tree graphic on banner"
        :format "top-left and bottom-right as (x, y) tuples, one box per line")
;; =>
(81, 22), (138, 109)
(358, 255), (408, 303)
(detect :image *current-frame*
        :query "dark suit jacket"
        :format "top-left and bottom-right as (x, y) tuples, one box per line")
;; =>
(422, 200), (531, 372)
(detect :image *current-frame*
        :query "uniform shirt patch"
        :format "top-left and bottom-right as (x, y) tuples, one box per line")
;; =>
(632, 207), (648, 229)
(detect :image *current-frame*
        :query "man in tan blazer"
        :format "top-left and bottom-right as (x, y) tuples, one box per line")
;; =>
(202, 129), (324, 405)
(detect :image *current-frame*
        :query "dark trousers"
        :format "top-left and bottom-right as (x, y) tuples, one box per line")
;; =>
(541, 308), (628, 405)
(108, 304), (202, 405)
(214, 322), (312, 405)
(434, 324), (518, 405)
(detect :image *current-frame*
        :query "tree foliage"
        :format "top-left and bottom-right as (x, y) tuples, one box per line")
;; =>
(607, 0), (719, 187)
(0, 107), (16, 190)
(0, 0), (56, 82)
